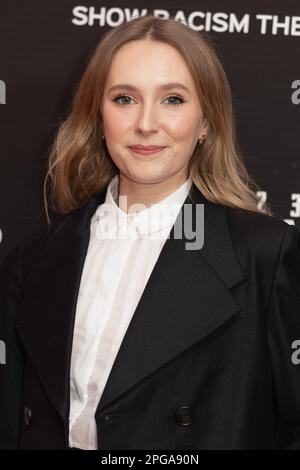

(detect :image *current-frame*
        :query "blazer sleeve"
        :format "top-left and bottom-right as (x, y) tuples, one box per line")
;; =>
(0, 240), (26, 449)
(267, 224), (300, 449)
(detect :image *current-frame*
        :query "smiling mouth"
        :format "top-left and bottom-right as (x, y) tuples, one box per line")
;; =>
(128, 146), (167, 155)
(129, 145), (166, 149)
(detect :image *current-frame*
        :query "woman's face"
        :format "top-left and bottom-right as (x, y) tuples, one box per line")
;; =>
(101, 39), (208, 186)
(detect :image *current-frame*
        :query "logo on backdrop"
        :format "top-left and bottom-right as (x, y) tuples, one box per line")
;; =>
(71, 8), (300, 36)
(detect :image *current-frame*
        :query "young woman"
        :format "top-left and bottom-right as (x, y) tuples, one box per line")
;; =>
(1, 14), (300, 450)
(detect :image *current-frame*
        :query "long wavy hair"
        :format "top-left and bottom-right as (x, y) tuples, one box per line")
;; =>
(43, 14), (273, 225)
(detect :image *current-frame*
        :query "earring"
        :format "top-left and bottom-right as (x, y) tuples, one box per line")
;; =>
(198, 135), (206, 145)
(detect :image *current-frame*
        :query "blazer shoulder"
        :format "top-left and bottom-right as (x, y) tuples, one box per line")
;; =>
(15, 211), (68, 282)
(226, 206), (296, 241)
(224, 208), (300, 300)
(225, 206), (299, 264)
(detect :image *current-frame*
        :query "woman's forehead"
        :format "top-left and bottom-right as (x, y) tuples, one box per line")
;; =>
(107, 40), (193, 83)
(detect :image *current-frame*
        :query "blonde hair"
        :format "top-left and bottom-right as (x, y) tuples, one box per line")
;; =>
(43, 14), (273, 225)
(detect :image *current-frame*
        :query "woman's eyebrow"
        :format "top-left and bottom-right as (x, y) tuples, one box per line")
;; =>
(108, 82), (191, 94)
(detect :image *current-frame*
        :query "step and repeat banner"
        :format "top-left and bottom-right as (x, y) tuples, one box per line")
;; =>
(0, 1), (300, 274)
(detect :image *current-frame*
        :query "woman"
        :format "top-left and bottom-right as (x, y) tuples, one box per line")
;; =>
(1, 14), (300, 450)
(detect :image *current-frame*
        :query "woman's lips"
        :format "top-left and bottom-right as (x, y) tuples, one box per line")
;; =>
(128, 145), (166, 155)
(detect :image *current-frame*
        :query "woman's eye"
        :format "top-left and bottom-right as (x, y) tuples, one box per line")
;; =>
(164, 95), (185, 106)
(112, 94), (185, 106)
(113, 95), (135, 106)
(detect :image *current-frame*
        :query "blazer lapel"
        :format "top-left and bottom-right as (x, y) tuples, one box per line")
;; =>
(15, 181), (246, 433)
(96, 183), (246, 413)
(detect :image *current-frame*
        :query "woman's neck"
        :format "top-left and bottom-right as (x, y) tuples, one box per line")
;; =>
(117, 170), (190, 214)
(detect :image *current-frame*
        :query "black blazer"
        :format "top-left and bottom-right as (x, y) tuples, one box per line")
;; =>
(1, 182), (300, 450)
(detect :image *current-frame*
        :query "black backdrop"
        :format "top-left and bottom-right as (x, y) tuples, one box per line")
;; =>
(1, 1), (300, 275)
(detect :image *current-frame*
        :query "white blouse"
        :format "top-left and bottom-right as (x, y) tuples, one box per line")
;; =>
(68, 173), (192, 449)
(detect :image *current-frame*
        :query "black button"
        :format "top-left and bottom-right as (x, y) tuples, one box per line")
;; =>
(24, 405), (33, 427)
(175, 406), (194, 426)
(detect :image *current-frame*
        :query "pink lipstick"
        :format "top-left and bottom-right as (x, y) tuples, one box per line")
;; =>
(128, 145), (166, 155)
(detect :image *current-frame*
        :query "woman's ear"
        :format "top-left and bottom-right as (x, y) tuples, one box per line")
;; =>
(199, 120), (210, 141)
(202, 118), (210, 133)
